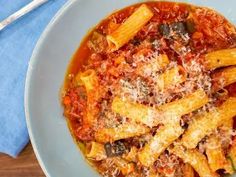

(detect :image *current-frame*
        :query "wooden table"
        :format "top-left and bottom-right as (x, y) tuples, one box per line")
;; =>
(0, 143), (45, 177)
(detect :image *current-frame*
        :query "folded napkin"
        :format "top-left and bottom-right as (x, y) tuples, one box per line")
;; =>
(0, 0), (67, 157)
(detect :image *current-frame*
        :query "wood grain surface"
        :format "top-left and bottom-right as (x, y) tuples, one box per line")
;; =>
(0, 143), (45, 177)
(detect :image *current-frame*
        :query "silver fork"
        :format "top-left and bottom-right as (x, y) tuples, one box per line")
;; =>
(0, 0), (49, 31)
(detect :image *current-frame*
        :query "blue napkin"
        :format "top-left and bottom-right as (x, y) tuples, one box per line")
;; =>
(0, 0), (67, 157)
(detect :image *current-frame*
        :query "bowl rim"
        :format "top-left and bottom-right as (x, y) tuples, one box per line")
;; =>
(24, 1), (77, 176)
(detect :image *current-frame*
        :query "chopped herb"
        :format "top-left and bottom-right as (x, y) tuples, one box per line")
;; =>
(104, 141), (129, 157)
(159, 24), (170, 37)
(171, 22), (187, 35)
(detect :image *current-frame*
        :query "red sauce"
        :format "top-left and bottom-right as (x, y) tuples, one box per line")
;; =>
(62, 2), (236, 176)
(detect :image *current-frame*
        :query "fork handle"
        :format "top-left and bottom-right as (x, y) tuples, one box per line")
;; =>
(0, 0), (49, 31)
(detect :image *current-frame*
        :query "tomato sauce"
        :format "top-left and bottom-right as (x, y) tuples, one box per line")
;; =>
(61, 2), (236, 177)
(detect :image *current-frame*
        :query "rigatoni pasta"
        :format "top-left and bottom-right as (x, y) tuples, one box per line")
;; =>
(205, 136), (232, 173)
(80, 69), (100, 127)
(181, 97), (236, 149)
(95, 123), (150, 143)
(212, 66), (236, 92)
(107, 4), (154, 51)
(158, 89), (209, 121)
(111, 97), (158, 127)
(170, 145), (218, 177)
(112, 89), (208, 127)
(205, 48), (236, 70)
(86, 142), (107, 161)
(62, 1), (236, 177)
(138, 122), (184, 166)
(80, 69), (98, 92)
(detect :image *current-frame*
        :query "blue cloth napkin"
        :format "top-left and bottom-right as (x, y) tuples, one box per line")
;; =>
(0, 0), (67, 157)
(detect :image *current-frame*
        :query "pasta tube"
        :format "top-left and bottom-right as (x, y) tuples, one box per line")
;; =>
(212, 66), (236, 92)
(107, 4), (154, 51)
(95, 123), (150, 143)
(181, 97), (236, 149)
(205, 135), (231, 173)
(138, 122), (184, 166)
(170, 145), (218, 177)
(80, 69), (100, 126)
(80, 69), (98, 92)
(158, 89), (208, 120)
(112, 89), (208, 127)
(111, 97), (157, 127)
(86, 142), (106, 161)
(205, 48), (236, 70)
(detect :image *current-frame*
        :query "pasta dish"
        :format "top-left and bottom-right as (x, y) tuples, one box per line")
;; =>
(61, 2), (236, 177)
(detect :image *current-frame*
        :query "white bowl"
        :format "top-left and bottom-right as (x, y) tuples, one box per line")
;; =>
(25, 0), (236, 177)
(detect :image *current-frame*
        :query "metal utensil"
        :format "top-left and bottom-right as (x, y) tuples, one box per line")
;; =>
(0, 0), (49, 31)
